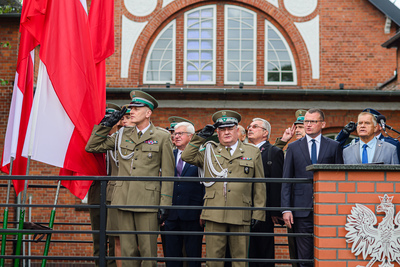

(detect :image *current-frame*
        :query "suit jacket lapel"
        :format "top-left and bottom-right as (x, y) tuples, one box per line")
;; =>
(231, 142), (245, 160)
(317, 137), (328, 164)
(126, 126), (138, 143)
(181, 161), (191, 176)
(372, 139), (383, 162)
(260, 142), (269, 154)
(354, 142), (361, 163)
(216, 143), (232, 160)
(133, 123), (155, 145)
(300, 138), (312, 165)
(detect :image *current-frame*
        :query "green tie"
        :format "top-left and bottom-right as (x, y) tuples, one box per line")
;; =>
(226, 147), (232, 155)
(138, 131), (142, 139)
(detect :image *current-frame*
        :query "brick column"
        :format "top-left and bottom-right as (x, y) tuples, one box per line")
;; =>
(310, 165), (400, 267)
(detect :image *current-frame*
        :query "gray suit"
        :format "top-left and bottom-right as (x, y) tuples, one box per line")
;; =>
(343, 139), (399, 164)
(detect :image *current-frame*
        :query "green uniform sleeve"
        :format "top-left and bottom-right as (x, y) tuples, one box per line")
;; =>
(85, 125), (116, 153)
(160, 134), (175, 206)
(273, 137), (287, 150)
(181, 134), (206, 168)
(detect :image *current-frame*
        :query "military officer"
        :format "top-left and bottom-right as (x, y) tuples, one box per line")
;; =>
(106, 104), (134, 267)
(181, 110), (266, 267)
(85, 91), (175, 267)
(88, 102), (121, 267)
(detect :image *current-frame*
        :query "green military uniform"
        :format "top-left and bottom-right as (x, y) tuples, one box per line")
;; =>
(106, 144), (120, 235)
(181, 110), (266, 267)
(86, 91), (174, 267)
(88, 103), (120, 267)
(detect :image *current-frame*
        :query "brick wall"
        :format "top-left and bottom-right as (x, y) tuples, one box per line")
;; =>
(313, 166), (400, 267)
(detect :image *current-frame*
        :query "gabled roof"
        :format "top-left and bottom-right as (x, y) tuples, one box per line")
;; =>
(368, 0), (400, 26)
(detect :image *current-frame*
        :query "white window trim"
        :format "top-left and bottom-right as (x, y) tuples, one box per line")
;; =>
(184, 5), (217, 85)
(143, 20), (176, 84)
(265, 20), (297, 85)
(224, 5), (257, 85)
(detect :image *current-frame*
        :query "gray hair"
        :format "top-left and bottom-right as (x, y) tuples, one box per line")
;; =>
(358, 112), (377, 126)
(174, 122), (195, 134)
(238, 125), (246, 136)
(252, 118), (271, 139)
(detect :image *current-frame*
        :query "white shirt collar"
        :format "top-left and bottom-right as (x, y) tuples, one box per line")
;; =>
(306, 133), (322, 143)
(136, 122), (151, 134)
(226, 140), (239, 155)
(255, 140), (267, 148)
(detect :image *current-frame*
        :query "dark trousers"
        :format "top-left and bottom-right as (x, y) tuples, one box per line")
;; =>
(249, 216), (275, 267)
(293, 213), (313, 267)
(164, 219), (204, 267)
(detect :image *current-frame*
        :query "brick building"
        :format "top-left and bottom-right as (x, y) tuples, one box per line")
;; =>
(1, 0), (400, 265)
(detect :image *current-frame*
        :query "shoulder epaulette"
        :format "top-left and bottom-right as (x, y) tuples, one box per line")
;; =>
(243, 142), (258, 148)
(204, 140), (218, 146)
(156, 126), (170, 134)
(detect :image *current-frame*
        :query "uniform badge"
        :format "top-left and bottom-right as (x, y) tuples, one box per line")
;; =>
(148, 153), (152, 159)
(244, 166), (249, 174)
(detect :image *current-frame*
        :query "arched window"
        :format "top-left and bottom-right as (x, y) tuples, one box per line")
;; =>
(265, 21), (297, 85)
(144, 20), (175, 84)
(143, 4), (297, 86)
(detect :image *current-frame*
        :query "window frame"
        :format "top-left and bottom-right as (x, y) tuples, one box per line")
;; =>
(184, 5), (217, 85)
(143, 20), (176, 84)
(264, 20), (297, 85)
(224, 5), (257, 85)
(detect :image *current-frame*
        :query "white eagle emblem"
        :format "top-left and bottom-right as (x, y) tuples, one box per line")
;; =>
(345, 194), (400, 267)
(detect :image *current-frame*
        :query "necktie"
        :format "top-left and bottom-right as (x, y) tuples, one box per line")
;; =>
(138, 131), (142, 139)
(311, 139), (317, 164)
(226, 147), (232, 156)
(362, 144), (368, 164)
(176, 152), (183, 177)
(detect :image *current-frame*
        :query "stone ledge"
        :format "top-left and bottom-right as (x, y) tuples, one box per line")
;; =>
(306, 164), (400, 172)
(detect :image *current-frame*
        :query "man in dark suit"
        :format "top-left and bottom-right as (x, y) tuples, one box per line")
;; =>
(164, 121), (204, 267)
(281, 109), (343, 267)
(247, 118), (284, 267)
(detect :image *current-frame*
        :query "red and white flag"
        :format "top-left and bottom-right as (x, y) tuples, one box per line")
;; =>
(21, 0), (111, 199)
(1, 24), (37, 195)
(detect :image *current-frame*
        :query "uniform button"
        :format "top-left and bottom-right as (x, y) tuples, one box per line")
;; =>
(229, 161), (232, 164)
(228, 190), (231, 192)
(135, 158), (137, 160)
(133, 167), (136, 169)
(136, 148), (139, 151)
(229, 171), (232, 174)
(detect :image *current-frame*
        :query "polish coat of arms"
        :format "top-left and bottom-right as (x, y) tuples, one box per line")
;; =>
(345, 194), (400, 267)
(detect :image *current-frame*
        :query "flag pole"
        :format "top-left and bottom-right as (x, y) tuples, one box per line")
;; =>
(14, 61), (44, 267)
(0, 157), (14, 267)
(14, 156), (30, 267)
(41, 180), (61, 267)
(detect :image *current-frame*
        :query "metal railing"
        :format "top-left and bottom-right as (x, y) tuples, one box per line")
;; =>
(0, 175), (313, 266)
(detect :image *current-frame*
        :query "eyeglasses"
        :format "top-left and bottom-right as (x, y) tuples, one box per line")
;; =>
(173, 132), (191, 137)
(247, 124), (267, 131)
(304, 120), (323, 125)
